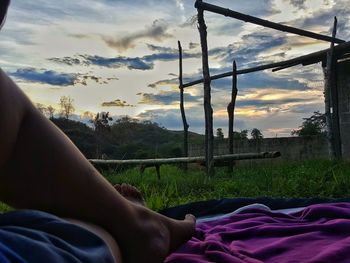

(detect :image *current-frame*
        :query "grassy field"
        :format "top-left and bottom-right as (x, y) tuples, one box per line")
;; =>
(1, 160), (349, 213)
(105, 159), (350, 211)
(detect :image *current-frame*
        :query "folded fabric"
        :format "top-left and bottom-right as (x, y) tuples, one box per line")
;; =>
(166, 202), (350, 263)
(0, 210), (114, 263)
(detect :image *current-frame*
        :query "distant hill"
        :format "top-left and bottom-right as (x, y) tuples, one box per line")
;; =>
(52, 117), (204, 159)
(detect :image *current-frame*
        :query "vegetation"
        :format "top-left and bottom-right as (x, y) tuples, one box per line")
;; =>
(251, 128), (263, 140)
(216, 128), (224, 139)
(292, 111), (326, 137)
(59, 96), (75, 119)
(1, 160), (349, 213)
(233, 129), (249, 140)
(104, 160), (350, 211)
(51, 116), (205, 159)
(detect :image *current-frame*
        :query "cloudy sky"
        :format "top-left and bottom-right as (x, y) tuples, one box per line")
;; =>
(1, 0), (349, 137)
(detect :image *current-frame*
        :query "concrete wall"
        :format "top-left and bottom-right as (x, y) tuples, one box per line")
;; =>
(337, 59), (350, 159)
(189, 136), (329, 162)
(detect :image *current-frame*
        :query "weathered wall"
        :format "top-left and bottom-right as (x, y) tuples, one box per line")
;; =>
(337, 59), (350, 159)
(189, 136), (329, 162)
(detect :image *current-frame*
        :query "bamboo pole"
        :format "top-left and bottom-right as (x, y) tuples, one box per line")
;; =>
(194, 0), (345, 44)
(197, 0), (214, 176)
(227, 60), (238, 173)
(182, 41), (350, 88)
(323, 17), (338, 159)
(178, 41), (189, 170)
(89, 152), (281, 165)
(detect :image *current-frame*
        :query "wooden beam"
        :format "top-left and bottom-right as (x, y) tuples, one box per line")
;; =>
(178, 40), (189, 170)
(328, 17), (342, 159)
(194, 0), (345, 44)
(324, 17), (339, 159)
(197, 0), (214, 176)
(182, 41), (350, 88)
(89, 152), (281, 165)
(227, 60), (237, 173)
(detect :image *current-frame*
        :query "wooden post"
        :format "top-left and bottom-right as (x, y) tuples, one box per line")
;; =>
(329, 17), (342, 159)
(197, 1), (214, 176)
(155, 164), (161, 180)
(324, 17), (341, 159)
(227, 60), (238, 173)
(178, 41), (189, 170)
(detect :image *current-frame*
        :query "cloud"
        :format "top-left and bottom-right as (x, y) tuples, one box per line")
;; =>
(285, 0), (306, 10)
(49, 54), (154, 70)
(201, 30), (288, 71)
(48, 56), (89, 66)
(189, 42), (199, 49)
(148, 78), (178, 88)
(147, 44), (176, 53)
(86, 55), (154, 70)
(101, 99), (134, 107)
(79, 74), (113, 86)
(286, 1), (350, 39)
(48, 48), (200, 71)
(9, 68), (114, 86)
(10, 68), (78, 86)
(137, 108), (246, 133)
(138, 90), (201, 105)
(51, 55), (155, 71)
(175, 0), (185, 11)
(236, 97), (314, 108)
(102, 19), (173, 52)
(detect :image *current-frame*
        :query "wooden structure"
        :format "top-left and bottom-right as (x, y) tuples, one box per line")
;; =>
(227, 61), (237, 172)
(178, 41), (189, 169)
(90, 151), (281, 180)
(178, 0), (349, 175)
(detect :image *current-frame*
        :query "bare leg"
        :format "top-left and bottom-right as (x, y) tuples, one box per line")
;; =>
(0, 69), (195, 263)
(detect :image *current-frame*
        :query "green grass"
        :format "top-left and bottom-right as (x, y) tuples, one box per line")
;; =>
(104, 160), (350, 211)
(1, 160), (349, 213)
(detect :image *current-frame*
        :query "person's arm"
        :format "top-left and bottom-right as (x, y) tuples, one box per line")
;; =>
(0, 69), (195, 263)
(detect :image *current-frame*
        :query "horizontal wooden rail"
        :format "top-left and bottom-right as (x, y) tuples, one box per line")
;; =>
(194, 0), (345, 44)
(183, 41), (350, 88)
(89, 151), (281, 165)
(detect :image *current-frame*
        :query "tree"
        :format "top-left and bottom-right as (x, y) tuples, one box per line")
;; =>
(291, 111), (326, 137)
(59, 96), (75, 119)
(81, 111), (95, 121)
(232, 130), (248, 140)
(47, 105), (56, 119)
(216, 128), (224, 140)
(93, 112), (113, 158)
(36, 103), (47, 115)
(251, 128), (263, 140)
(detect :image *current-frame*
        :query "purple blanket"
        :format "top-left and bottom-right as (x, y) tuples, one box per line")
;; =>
(165, 203), (350, 263)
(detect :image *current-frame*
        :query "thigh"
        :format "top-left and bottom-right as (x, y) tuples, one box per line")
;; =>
(0, 210), (118, 263)
(67, 219), (123, 263)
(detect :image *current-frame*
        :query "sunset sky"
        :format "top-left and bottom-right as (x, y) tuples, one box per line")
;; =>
(1, 0), (349, 137)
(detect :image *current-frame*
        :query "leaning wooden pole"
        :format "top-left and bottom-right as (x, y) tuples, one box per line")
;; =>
(197, 1), (214, 176)
(227, 60), (238, 173)
(323, 17), (338, 159)
(183, 41), (350, 88)
(178, 40), (189, 170)
(194, 0), (345, 44)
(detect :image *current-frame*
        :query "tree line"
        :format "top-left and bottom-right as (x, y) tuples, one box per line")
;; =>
(35, 96), (326, 160)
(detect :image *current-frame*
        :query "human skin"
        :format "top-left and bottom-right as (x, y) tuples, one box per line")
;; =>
(0, 46), (194, 263)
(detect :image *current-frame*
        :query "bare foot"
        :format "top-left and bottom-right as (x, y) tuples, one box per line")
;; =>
(116, 204), (196, 263)
(112, 184), (196, 263)
(113, 183), (146, 206)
